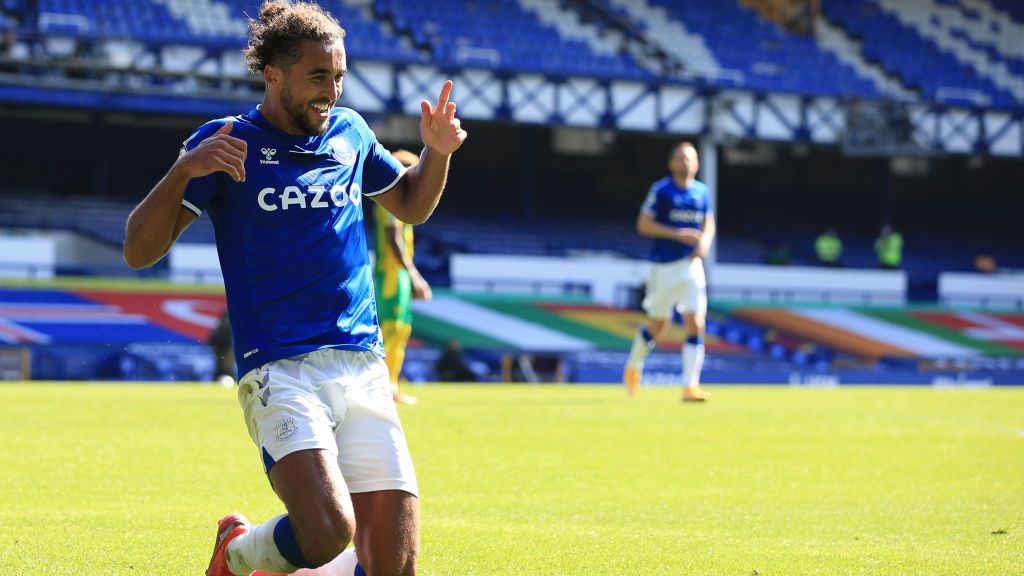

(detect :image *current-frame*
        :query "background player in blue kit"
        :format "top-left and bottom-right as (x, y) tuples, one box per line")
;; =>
(122, 1), (466, 575)
(623, 142), (715, 402)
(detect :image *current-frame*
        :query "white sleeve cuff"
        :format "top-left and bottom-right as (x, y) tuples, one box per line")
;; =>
(364, 167), (408, 197)
(181, 199), (202, 217)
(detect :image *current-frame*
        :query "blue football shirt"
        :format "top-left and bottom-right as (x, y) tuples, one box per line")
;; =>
(180, 106), (406, 376)
(640, 176), (711, 263)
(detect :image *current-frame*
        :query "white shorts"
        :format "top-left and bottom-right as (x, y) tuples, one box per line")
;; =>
(237, 348), (418, 497)
(642, 257), (707, 319)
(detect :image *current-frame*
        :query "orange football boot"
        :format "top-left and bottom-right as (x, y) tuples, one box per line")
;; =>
(206, 514), (250, 576)
(682, 386), (710, 402)
(623, 368), (641, 397)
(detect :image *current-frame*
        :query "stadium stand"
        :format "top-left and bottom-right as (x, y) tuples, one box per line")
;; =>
(987, 0), (1024, 23)
(821, 0), (1021, 107)
(1, 192), (1020, 279)
(610, 0), (883, 97)
(0, 193), (223, 247)
(1, 0), (1021, 108)
(372, 0), (650, 79)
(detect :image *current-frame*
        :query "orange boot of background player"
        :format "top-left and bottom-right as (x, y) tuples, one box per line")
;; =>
(682, 385), (709, 402)
(623, 368), (641, 397)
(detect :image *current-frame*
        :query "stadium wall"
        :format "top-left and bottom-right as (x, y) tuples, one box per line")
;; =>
(168, 246), (914, 306)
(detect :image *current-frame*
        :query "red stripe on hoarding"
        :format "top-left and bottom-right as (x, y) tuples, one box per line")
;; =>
(75, 290), (227, 342)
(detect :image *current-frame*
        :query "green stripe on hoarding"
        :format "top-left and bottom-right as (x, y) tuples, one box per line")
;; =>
(460, 295), (632, 349)
(857, 308), (1023, 357)
(411, 312), (513, 349)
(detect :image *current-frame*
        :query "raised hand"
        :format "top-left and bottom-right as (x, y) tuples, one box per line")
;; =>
(419, 80), (468, 156)
(178, 121), (248, 183)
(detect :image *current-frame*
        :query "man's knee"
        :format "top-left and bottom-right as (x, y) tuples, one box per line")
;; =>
(648, 319), (669, 340)
(684, 314), (705, 335)
(294, 511), (356, 567)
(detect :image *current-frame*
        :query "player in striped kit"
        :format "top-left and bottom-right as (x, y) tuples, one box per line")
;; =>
(374, 149), (432, 406)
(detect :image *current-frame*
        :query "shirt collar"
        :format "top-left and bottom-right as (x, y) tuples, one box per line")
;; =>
(246, 105), (325, 153)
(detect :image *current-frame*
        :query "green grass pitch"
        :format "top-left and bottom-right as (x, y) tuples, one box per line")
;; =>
(0, 383), (1021, 575)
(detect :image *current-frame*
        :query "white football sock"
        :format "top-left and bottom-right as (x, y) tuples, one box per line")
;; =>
(682, 343), (705, 389)
(626, 327), (656, 371)
(292, 547), (359, 576)
(226, 514), (298, 576)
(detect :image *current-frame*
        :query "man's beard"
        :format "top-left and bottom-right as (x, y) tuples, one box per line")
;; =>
(281, 84), (329, 136)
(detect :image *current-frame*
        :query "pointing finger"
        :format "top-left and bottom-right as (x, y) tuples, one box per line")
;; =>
(434, 80), (452, 115)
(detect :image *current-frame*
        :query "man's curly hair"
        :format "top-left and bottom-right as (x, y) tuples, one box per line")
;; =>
(243, 0), (346, 74)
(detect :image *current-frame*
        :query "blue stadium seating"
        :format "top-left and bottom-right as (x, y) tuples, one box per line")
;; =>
(2, 0), (1021, 109)
(372, 0), (649, 80)
(0, 192), (214, 248)
(988, 0), (1024, 23)
(645, 0), (880, 97)
(821, 0), (1019, 108)
(1, 192), (1017, 279)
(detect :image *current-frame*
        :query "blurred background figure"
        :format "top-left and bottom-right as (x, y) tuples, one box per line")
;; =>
(815, 226), (843, 267)
(974, 254), (998, 274)
(624, 142), (714, 402)
(766, 241), (791, 266)
(375, 148), (433, 405)
(436, 340), (476, 383)
(208, 310), (234, 387)
(0, 30), (14, 56)
(875, 224), (903, 270)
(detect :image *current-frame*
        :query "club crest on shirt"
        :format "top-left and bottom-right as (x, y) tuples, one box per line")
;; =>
(329, 137), (357, 166)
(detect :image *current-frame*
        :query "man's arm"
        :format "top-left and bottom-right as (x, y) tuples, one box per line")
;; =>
(372, 81), (466, 224)
(692, 213), (716, 258)
(386, 222), (432, 300)
(123, 121), (246, 269)
(637, 212), (702, 245)
(373, 148), (451, 225)
(123, 173), (198, 269)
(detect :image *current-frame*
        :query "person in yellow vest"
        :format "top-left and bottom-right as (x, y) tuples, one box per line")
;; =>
(815, 226), (843, 267)
(375, 149), (433, 404)
(875, 224), (903, 269)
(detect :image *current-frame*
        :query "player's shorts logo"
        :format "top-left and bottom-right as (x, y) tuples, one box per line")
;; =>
(260, 148), (279, 165)
(275, 417), (297, 440)
(329, 137), (356, 166)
